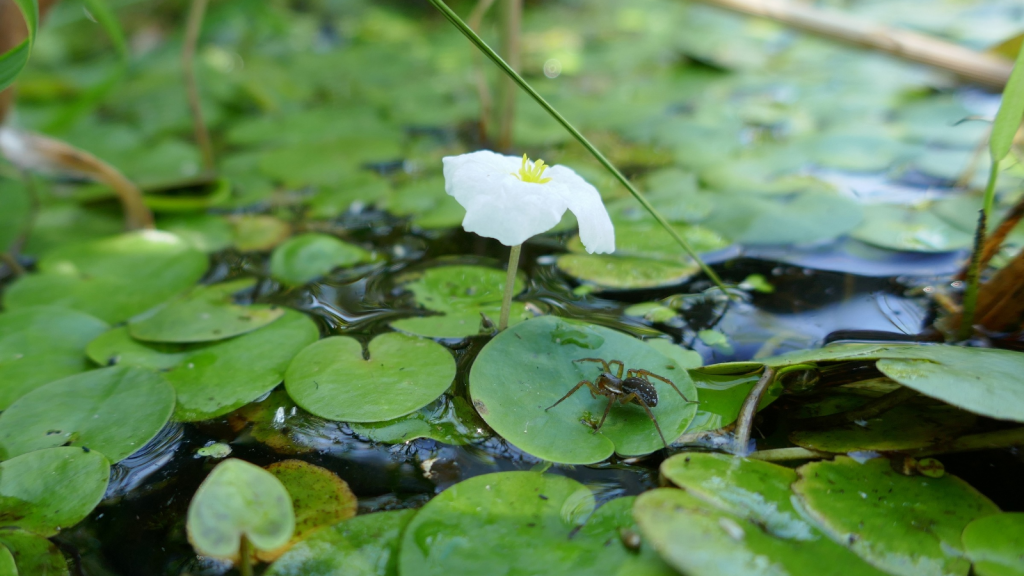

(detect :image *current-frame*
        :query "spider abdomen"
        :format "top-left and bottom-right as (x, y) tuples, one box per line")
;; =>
(623, 377), (658, 408)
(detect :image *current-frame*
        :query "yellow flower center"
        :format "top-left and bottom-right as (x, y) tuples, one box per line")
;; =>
(512, 154), (553, 184)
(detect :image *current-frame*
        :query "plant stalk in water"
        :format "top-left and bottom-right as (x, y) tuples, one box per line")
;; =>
(427, 0), (729, 295)
(183, 0), (214, 172)
(498, 244), (522, 331)
(238, 535), (253, 576)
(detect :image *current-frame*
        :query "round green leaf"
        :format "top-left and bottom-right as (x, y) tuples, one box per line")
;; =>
(789, 396), (976, 453)
(470, 316), (699, 463)
(260, 460), (357, 561)
(266, 509), (415, 576)
(270, 233), (374, 286)
(230, 215), (292, 252)
(285, 333), (455, 422)
(962, 513), (1024, 576)
(0, 306), (108, 409)
(0, 530), (69, 576)
(399, 472), (672, 576)
(0, 366), (174, 462)
(187, 458), (295, 559)
(793, 456), (1000, 576)
(557, 254), (700, 290)
(0, 447), (110, 537)
(87, 309), (319, 421)
(389, 265), (530, 339)
(349, 396), (489, 445)
(228, 390), (346, 456)
(852, 205), (973, 253)
(569, 220), (729, 262)
(157, 213), (234, 253)
(128, 279), (284, 343)
(3, 230), (208, 323)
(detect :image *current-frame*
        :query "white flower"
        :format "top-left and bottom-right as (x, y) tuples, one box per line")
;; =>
(442, 150), (615, 254)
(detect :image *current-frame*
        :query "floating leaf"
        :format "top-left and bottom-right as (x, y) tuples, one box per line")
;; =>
(852, 205), (973, 253)
(266, 510), (415, 576)
(625, 303), (681, 324)
(789, 395), (976, 453)
(129, 279), (284, 343)
(470, 316), (698, 463)
(557, 254), (699, 290)
(260, 460), (357, 561)
(961, 513), (1024, 576)
(187, 458), (295, 560)
(793, 457), (1000, 576)
(3, 231), (208, 323)
(389, 265), (530, 339)
(0, 306), (108, 409)
(645, 339), (703, 370)
(270, 233), (374, 286)
(158, 213), (234, 253)
(231, 215), (293, 252)
(227, 390), (347, 456)
(349, 396), (489, 445)
(399, 472), (673, 576)
(702, 190), (863, 246)
(685, 368), (780, 435)
(87, 310), (319, 421)
(0, 530), (69, 576)
(285, 333), (455, 422)
(0, 447), (110, 537)
(0, 366), (174, 462)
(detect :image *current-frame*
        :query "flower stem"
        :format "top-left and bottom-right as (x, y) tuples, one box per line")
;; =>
(238, 535), (253, 576)
(428, 0), (730, 296)
(183, 0), (215, 172)
(958, 160), (999, 339)
(498, 244), (522, 331)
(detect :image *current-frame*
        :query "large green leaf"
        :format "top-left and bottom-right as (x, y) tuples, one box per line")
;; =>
(0, 530), (69, 576)
(0, 447), (110, 537)
(285, 333), (455, 422)
(470, 316), (698, 463)
(87, 310), (319, 421)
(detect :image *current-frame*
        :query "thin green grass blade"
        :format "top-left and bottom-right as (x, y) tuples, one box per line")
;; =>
(0, 0), (39, 92)
(427, 0), (729, 294)
(990, 42), (1024, 163)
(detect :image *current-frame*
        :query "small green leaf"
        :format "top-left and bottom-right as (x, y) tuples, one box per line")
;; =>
(962, 513), (1024, 576)
(270, 233), (373, 286)
(129, 279), (284, 343)
(230, 215), (292, 252)
(349, 396), (489, 445)
(285, 333), (456, 422)
(0, 447), (110, 537)
(557, 254), (699, 290)
(0, 530), (69, 576)
(187, 458), (295, 560)
(0, 366), (174, 462)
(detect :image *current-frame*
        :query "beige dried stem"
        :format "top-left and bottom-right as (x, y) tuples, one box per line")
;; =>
(0, 128), (154, 229)
(689, 0), (1013, 89)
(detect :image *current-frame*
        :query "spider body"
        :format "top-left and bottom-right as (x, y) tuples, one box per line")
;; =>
(545, 358), (697, 449)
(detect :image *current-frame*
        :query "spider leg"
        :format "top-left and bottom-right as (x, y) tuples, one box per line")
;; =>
(608, 360), (625, 379)
(546, 380), (600, 411)
(592, 396), (615, 434)
(624, 392), (669, 450)
(629, 369), (698, 404)
(575, 358), (612, 373)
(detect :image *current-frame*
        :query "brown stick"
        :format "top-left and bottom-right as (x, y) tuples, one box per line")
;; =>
(182, 0), (214, 171)
(0, 128), (154, 229)
(732, 366), (774, 455)
(689, 0), (1013, 89)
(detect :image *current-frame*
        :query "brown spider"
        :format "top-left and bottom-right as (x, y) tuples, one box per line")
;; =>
(545, 358), (698, 449)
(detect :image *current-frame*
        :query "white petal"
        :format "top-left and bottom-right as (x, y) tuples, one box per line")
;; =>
(547, 165), (616, 254)
(443, 151), (568, 246)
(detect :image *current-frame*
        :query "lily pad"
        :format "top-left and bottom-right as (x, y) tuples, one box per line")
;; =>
(789, 396), (976, 453)
(158, 213), (234, 253)
(187, 458), (295, 560)
(0, 306), (109, 410)
(389, 265), (530, 339)
(0, 366), (175, 462)
(270, 233), (374, 286)
(569, 220), (729, 262)
(470, 316), (699, 463)
(129, 279), (284, 343)
(625, 303), (681, 324)
(961, 513), (1024, 576)
(793, 456), (1000, 576)
(230, 215), (293, 252)
(0, 530), (69, 576)
(645, 339), (703, 370)
(266, 509), (415, 576)
(349, 396), (489, 445)
(702, 189), (863, 246)
(685, 368), (780, 434)
(285, 333), (456, 422)
(260, 460), (357, 561)
(851, 205), (973, 253)
(227, 390), (347, 455)
(399, 471), (673, 576)
(87, 309), (319, 421)
(3, 230), (209, 323)
(557, 254), (700, 290)
(0, 447), (110, 537)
